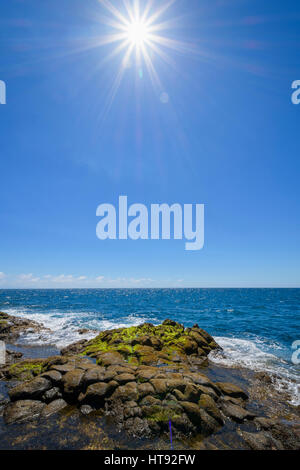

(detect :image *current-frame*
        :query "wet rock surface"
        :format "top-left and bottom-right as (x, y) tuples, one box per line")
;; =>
(0, 311), (49, 344)
(0, 316), (299, 450)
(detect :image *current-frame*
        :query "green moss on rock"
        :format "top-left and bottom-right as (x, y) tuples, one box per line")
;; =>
(79, 319), (220, 367)
(8, 360), (46, 381)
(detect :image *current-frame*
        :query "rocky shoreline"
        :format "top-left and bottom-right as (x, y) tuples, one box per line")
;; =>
(0, 311), (299, 450)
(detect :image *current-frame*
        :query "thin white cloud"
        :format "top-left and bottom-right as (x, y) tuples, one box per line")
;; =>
(18, 273), (40, 282)
(3, 273), (162, 288)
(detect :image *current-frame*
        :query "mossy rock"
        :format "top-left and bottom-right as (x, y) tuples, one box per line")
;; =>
(142, 404), (181, 423)
(8, 359), (47, 381)
(78, 320), (220, 367)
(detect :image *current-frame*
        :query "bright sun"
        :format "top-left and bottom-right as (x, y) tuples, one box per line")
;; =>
(126, 20), (149, 46)
(95, 0), (192, 111)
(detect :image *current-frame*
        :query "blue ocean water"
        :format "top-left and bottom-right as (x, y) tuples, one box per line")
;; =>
(0, 288), (299, 403)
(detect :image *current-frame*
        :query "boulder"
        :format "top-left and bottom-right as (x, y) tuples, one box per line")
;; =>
(139, 395), (161, 406)
(41, 399), (68, 418)
(136, 368), (157, 382)
(115, 373), (136, 385)
(111, 382), (138, 402)
(184, 383), (201, 403)
(198, 394), (223, 425)
(221, 402), (255, 423)
(79, 382), (109, 405)
(82, 367), (105, 386)
(42, 387), (62, 403)
(51, 363), (75, 374)
(41, 370), (62, 385)
(9, 377), (52, 401)
(62, 369), (84, 396)
(82, 380), (118, 406)
(3, 400), (45, 425)
(97, 351), (125, 367)
(216, 382), (248, 400)
(181, 401), (202, 425)
(254, 416), (276, 430)
(166, 378), (186, 393)
(238, 430), (283, 450)
(150, 379), (167, 395)
(137, 382), (155, 398)
(198, 409), (221, 436)
(173, 389), (185, 401)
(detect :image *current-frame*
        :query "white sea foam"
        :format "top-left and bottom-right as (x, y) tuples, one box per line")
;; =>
(210, 336), (300, 406)
(3, 307), (148, 349)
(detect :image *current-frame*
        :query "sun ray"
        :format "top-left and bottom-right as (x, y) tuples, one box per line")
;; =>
(93, 0), (198, 109)
(144, 0), (176, 27)
(140, 42), (161, 89)
(98, 0), (130, 27)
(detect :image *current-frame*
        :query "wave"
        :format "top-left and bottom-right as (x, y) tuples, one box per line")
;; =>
(3, 307), (148, 349)
(210, 336), (300, 406)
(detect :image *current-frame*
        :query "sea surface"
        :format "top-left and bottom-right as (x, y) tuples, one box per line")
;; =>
(0, 288), (299, 405)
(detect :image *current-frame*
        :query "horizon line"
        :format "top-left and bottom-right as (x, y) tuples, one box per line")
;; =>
(0, 286), (300, 290)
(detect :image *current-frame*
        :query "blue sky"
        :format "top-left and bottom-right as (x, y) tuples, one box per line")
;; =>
(0, 0), (300, 288)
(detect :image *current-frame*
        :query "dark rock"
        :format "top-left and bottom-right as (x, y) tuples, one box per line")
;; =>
(3, 400), (45, 425)
(41, 399), (68, 418)
(173, 389), (185, 401)
(238, 430), (283, 450)
(42, 387), (62, 403)
(62, 369), (84, 396)
(136, 368), (157, 382)
(115, 373), (136, 385)
(9, 377), (52, 401)
(111, 382), (138, 402)
(216, 382), (248, 400)
(41, 370), (62, 385)
(171, 414), (194, 434)
(82, 367), (105, 386)
(181, 401), (202, 425)
(150, 379), (167, 395)
(221, 402), (255, 423)
(51, 363), (75, 374)
(80, 380), (118, 406)
(184, 383), (201, 403)
(137, 382), (155, 398)
(197, 384), (218, 400)
(139, 395), (161, 406)
(166, 378), (186, 393)
(79, 382), (109, 405)
(162, 319), (180, 327)
(0, 312), (50, 343)
(199, 394), (224, 425)
(97, 351), (125, 366)
(254, 416), (276, 430)
(198, 409), (221, 436)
